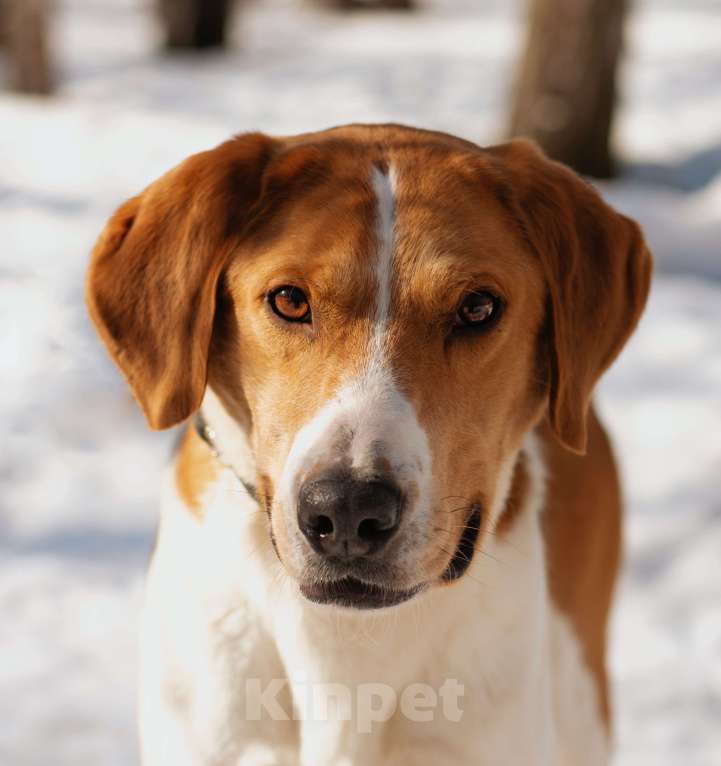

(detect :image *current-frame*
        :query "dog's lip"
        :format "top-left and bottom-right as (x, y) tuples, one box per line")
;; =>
(441, 505), (482, 583)
(299, 577), (424, 610)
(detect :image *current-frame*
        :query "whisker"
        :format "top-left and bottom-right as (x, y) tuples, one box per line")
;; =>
(441, 508), (473, 522)
(437, 495), (474, 505)
(437, 546), (486, 588)
(477, 548), (505, 566)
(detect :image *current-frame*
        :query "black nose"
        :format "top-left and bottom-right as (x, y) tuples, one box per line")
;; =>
(297, 476), (402, 558)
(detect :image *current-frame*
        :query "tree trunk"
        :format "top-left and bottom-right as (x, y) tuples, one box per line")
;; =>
(0, 1), (7, 47)
(508, 0), (627, 179)
(159, 0), (234, 50)
(315, 0), (415, 11)
(5, 0), (53, 94)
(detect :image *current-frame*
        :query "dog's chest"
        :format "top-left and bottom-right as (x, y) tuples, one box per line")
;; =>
(141, 466), (607, 766)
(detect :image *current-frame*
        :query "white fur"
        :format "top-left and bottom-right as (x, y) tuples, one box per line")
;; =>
(200, 387), (257, 489)
(369, 164), (396, 331)
(140, 435), (608, 765)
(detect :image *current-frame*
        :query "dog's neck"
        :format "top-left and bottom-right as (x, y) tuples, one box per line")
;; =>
(198, 387), (258, 496)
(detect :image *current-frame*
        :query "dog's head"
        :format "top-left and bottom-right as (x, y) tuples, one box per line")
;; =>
(87, 125), (651, 609)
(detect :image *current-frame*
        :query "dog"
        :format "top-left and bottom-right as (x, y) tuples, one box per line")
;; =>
(86, 124), (651, 765)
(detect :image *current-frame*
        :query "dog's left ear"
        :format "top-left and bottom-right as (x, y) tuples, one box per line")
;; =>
(86, 133), (277, 430)
(488, 139), (653, 454)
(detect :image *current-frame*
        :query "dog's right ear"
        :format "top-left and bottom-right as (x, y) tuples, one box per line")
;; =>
(86, 133), (277, 430)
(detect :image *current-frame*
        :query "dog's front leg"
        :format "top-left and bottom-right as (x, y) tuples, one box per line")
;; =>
(139, 572), (301, 766)
(138, 487), (301, 766)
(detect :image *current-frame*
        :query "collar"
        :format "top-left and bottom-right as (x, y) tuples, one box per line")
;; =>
(193, 412), (259, 503)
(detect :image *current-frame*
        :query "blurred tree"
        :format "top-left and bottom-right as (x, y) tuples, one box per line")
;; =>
(3, 0), (53, 94)
(508, 0), (627, 178)
(159, 0), (235, 50)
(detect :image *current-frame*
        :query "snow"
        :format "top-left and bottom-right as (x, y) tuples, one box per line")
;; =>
(1, 0), (720, 763)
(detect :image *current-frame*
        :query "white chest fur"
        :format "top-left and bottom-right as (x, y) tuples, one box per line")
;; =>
(138, 441), (607, 766)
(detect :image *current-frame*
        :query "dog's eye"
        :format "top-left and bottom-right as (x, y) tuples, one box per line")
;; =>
(455, 291), (502, 328)
(268, 286), (311, 323)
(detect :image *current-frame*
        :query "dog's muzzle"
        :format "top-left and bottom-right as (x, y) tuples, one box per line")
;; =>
(294, 471), (423, 609)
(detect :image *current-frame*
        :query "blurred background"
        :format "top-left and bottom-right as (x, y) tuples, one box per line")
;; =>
(1, 0), (720, 764)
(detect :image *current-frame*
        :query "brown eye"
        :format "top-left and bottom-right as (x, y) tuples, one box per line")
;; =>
(455, 291), (502, 328)
(269, 286), (311, 323)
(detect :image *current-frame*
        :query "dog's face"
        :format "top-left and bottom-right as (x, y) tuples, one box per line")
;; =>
(87, 125), (651, 609)
(210, 153), (548, 606)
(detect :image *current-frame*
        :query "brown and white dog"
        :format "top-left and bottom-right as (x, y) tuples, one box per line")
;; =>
(86, 124), (651, 766)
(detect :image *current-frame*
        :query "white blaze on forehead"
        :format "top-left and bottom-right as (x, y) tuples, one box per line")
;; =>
(370, 164), (397, 335)
(347, 162), (400, 469)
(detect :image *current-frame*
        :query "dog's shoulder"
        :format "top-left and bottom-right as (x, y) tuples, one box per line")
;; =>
(540, 403), (622, 725)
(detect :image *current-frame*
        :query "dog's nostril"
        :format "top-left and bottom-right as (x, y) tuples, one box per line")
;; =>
(311, 515), (334, 536)
(357, 517), (393, 541)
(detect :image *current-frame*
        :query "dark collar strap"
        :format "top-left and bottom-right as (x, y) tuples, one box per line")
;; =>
(194, 412), (259, 503)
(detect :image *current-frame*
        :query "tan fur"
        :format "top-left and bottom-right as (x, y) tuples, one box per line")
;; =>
(175, 426), (219, 518)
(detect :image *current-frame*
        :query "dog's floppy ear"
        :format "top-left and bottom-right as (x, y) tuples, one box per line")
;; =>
(86, 133), (276, 430)
(488, 139), (652, 454)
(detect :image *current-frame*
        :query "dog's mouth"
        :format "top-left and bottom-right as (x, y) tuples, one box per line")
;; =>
(299, 577), (424, 610)
(295, 506), (481, 609)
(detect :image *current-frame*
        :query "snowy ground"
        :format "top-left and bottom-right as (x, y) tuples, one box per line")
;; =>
(1, 0), (720, 763)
